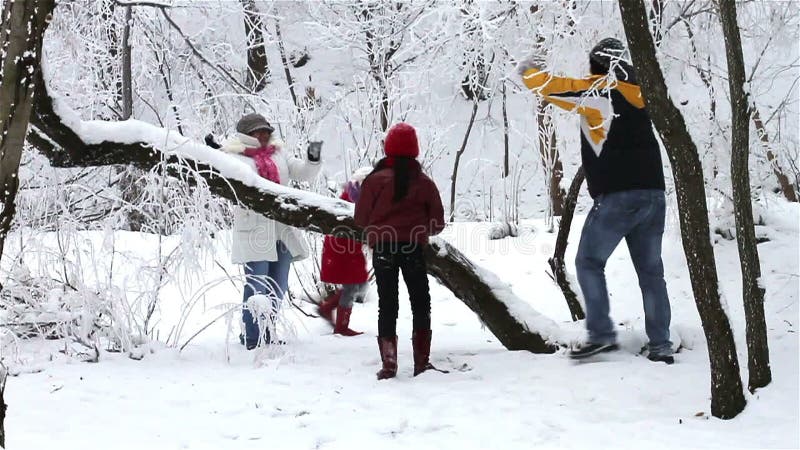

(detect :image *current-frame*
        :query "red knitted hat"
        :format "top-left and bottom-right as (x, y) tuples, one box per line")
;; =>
(384, 123), (419, 158)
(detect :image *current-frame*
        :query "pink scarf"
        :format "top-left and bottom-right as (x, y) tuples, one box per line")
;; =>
(244, 145), (281, 184)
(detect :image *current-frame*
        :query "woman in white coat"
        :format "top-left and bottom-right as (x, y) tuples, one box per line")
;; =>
(220, 113), (321, 349)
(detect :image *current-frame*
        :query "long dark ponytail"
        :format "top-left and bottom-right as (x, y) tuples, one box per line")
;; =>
(392, 157), (410, 202)
(368, 156), (415, 203)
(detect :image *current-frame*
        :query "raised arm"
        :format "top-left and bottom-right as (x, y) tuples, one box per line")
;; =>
(286, 154), (321, 182)
(521, 68), (605, 114)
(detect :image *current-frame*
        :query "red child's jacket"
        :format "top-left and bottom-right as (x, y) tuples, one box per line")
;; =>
(320, 191), (369, 285)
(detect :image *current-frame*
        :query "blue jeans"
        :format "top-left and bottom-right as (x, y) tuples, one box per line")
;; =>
(575, 189), (673, 356)
(242, 241), (292, 345)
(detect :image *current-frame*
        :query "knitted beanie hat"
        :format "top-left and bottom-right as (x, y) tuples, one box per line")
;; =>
(384, 123), (419, 158)
(589, 38), (627, 70)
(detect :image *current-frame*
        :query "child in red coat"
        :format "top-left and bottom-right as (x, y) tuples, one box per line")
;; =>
(317, 167), (373, 336)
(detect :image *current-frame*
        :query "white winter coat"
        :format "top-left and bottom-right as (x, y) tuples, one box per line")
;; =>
(221, 133), (321, 263)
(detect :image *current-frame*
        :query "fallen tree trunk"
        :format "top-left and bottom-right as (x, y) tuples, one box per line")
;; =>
(28, 39), (562, 353)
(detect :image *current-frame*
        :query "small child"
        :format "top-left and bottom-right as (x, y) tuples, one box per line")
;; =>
(317, 167), (373, 336)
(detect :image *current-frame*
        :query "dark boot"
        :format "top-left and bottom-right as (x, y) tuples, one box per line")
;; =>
(334, 306), (363, 336)
(412, 330), (448, 376)
(317, 290), (342, 325)
(376, 336), (398, 380)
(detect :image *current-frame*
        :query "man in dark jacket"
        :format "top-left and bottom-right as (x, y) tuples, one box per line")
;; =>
(518, 38), (674, 364)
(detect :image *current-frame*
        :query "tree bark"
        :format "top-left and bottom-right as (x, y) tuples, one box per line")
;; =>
(751, 106), (797, 202)
(241, 0), (269, 93)
(501, 81), (510, 178)
(536, 103), (565, 217)
(0, 1), (54, 441)
(28, 41), (561, 354)
(121, 6), (133, 120)
(0, 364), (6, 448)
(548, 167), (585, 321)
(0, 0), (55, 272)
(618, 0), (746, 419)
(274, 19), (298, 110)
(449, 100), (479, 222)
(717, 0), (771, 392)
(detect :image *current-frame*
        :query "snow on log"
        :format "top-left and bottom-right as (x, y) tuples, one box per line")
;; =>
(28, 59), (565, 353)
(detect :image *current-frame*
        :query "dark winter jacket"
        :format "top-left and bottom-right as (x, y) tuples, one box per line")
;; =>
(521, 67), (665, 198)
(320, 191), (369, 285)
(354, 158), (445, 246)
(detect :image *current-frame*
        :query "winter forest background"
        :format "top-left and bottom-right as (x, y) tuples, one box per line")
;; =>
(0, 0), (798, 448)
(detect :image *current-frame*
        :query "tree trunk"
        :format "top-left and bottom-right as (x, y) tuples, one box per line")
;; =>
(0, 364), (6, 448)
(537, 103), (565, 217)
(449, 100), (479, 222)
(751, 106), (797, 202)
(618, 0), (746, 419)
(28, 44), (561, 354)
(548, 167), (586, 321)
(121, 5), (133, 120)
(501, 81), (510, 178)
(717, 0), (771, 392)
(99, 0), (123, 120)
(0, 0), (55, 270)
(241, 0), (269, 92)
(274, 19), (298, 110)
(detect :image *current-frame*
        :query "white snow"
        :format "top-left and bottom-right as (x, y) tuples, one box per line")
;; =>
(3, 211), (798, 449)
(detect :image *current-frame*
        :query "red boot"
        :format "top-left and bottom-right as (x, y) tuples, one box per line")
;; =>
(412, 330), (449, 376)
(334, 306), (363, 336)
(317, 290), (341, 325)
(376, 336), (397, 380)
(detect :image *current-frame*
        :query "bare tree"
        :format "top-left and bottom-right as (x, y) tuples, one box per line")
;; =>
(717, 0), (771, 392)
(618, 0), (746, 419)
(0, 1), (56, 441)
(0, 363), (6, 448)
(449, 97), (480, 223)
(548, 168), (585, 321)
(0, 0), (56, 269)
(751, 106), (798, 202)
(242, 0), (269, 92)
(536, 103), (565, 221)
(121, 5), (133, 119)
(274, 19), (298, 110)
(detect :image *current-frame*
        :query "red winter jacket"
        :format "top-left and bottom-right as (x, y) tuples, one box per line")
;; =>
(354, 159), (445, 246)
(320, 191), (369, 285)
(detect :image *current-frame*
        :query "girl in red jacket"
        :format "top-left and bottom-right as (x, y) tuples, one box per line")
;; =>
(317, 168), (373, 336)
(354, 123), (446, 380)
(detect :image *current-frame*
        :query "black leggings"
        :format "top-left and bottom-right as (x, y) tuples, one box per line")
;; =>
(373, 242), (431, 337)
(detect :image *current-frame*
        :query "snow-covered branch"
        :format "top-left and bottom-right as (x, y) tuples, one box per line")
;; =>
(28, 53), (564, 353)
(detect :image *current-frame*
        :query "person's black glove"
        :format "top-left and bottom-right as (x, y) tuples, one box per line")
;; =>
(205, 133), (221, 149)
(307, 141), (322, 162)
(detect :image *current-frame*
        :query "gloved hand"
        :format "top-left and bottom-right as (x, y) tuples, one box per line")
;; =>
(516, 53), (547, 76)
(307, 141), (322, 162)
(204, 133), (221, 149)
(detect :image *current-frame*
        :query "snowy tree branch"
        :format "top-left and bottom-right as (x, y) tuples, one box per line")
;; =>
(28, 51), (564, 353)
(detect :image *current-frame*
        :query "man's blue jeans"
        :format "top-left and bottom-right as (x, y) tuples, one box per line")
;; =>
(242, 241), (292, 346)
(575, 189), (673, 356)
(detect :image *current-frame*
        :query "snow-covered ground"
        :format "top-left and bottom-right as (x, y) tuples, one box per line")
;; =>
(3, 202), (799, 449)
